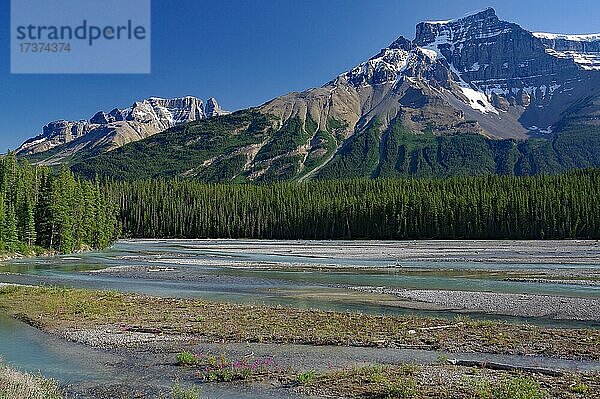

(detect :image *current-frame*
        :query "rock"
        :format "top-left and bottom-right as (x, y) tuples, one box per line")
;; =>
(519, 91), (531, 107)
(108, 108), (126, 122)
(90, 111), (110, 125)
(491, 93), (510, 111)
(535, 33), (600, 70)
(15, 96), (228, 158)
(205, 97), (229, 117)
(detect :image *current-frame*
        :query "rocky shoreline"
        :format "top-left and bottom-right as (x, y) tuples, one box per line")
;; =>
(1, 285), (599, 399)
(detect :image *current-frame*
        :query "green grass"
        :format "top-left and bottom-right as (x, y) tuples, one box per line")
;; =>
(174, 352), (280, 383)
(296, 365), (597, 399)
(467, 376), (547, 399)
(299, 364), (420, 398)
(1, 286), (599, 361)
(493, 377), (545, 399)
(176, 352), (199, 366)
(170, 381), (202, 399)
(570, 382), (592, 395)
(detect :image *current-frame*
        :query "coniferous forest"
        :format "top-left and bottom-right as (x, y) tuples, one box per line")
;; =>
(0, 154), (118, 255)
(4, 149), (600, 255)
(112, 170), (600, 240)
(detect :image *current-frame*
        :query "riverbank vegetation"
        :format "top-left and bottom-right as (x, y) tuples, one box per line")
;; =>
(295, 363), (598, 398)
(113, 169), (600, 240)
(0, 361), (62, 399)
(0, 286), (598, 360)
(0, 154), (118, 255)
(171, 352), (600, 398)
(1, 286), (598, 398)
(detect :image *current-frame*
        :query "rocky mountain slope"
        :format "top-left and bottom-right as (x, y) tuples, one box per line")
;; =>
(16, 96), (228, 164)
(60, 9), (600, 179)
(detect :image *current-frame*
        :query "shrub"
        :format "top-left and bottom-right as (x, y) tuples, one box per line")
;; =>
(380, 377), (417, 398)
(296, 370), (316, 385)
(171, 380), (201, 399)
(0, 363), (63, 399)
(494, 377), (545, 399)
(175, 352), (280, 382)
(570, 383), (591, 395)
(176, 352), (199, 366)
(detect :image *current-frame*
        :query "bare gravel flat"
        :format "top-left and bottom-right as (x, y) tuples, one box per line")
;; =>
(350, 286), (600, 321)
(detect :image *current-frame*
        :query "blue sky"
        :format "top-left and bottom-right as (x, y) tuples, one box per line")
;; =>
(1, 0), (599, 150)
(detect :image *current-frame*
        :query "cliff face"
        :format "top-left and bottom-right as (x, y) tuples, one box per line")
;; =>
(16, 96), (228, 163)
(534, 32), (600, 71)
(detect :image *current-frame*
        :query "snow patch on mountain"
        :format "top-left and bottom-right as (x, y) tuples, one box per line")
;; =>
(534, 32), (600, 71)
(425, 7), (495, 25)
(543, 49), (600, 71)
(343, 46), (412, 87)
(528, 125), (553, 134)
(449, 65), (498, 114)
(534, 32), (600, 42)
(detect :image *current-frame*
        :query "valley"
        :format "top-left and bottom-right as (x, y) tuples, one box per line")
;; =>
(2, 5), (600, 399)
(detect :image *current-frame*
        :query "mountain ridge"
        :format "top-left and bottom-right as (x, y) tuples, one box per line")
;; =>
(21, 8), (600, 181)
(16, 96), (229, 164)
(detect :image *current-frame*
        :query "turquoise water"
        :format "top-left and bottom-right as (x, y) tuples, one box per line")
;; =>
(3, 240), (599, 296)
(0, 313), (120, 383)
(1, 239), (599, 397)
(1, 239), (598, 327)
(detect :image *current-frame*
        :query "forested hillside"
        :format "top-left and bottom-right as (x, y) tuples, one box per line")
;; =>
(69, 110), (600, 182)
(111, 170), (600, 240)
(317, 121), (600, 178)
(0, 154), (118, 255)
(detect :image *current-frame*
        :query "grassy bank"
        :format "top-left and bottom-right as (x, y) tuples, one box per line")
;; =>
(0, 246), (56, 261)
(0, 362), (62, 399)
(170, 351), (599, 398)
(295, 363), (598, 398)
(0, 286), (598, 360)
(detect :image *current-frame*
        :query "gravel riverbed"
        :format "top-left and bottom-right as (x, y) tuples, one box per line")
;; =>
(350, 286), (600, 321)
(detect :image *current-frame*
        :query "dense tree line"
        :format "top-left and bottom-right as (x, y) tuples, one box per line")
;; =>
(111, 170), (600, 240)
(0, 154), (118, 254)
(6, 150), (599, 248)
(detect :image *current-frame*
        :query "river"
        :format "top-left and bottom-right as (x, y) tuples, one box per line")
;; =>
(0, 239), (598, 397)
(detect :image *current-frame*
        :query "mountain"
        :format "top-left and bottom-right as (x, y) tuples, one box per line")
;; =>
(16, 96), (229, 164)
(65, 9), (600, 180)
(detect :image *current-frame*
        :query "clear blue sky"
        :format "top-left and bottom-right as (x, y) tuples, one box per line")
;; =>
(1, 0), (599, 150)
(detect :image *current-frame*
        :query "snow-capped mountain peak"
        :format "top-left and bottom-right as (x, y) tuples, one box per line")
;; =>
(331, 7), (599, 139)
